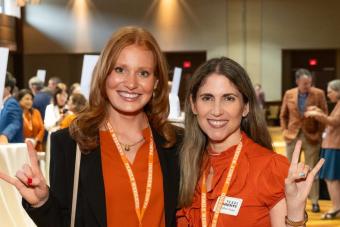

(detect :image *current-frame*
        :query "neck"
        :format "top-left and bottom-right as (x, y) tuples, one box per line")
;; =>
(208, 130), (242, 153)
(107, 109), (148, 134)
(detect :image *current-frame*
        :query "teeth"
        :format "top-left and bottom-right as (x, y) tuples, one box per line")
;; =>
(208, 120), (227, 127)
(119, 91), (139, 98)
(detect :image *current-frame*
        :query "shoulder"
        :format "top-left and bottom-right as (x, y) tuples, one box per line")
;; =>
(5, 97), (20, 108)
(50, 128), (74, 145)
(244, 137), (289, 170)
(310, 87), (325, 95)
(285, 88), (297, 95)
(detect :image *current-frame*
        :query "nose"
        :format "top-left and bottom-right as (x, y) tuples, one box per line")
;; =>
(125, 73), (138, 90)
(211, 100), (223, 116)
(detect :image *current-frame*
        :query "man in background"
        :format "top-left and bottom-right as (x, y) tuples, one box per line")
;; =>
(280, 68), (327, 212)
(29, 76), (52, 120)
(0, 72), (23, 144)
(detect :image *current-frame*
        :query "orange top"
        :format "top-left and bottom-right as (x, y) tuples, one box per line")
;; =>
(100, 128), (165, 227)
(177, 133), (290, 227)
(22, 108), (44, 151)
(59, 113), (76, 129)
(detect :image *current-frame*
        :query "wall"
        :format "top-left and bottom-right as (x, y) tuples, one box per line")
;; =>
(261, 0), (340, 100)
(23, 0), (227, 56)
(22, 0), (340, 100)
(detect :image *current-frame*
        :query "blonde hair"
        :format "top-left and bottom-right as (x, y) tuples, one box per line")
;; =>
(70, 26), (176, 151)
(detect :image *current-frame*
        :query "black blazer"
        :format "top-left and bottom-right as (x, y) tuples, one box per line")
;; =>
(23, 127), (181, 227)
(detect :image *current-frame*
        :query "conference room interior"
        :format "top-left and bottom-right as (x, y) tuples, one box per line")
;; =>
(1, 0), (340, 226)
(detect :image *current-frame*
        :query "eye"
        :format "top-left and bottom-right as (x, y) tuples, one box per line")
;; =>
(114, 66), (124, 74)
(138, 70), (151, 77)
(224, 95), (236, 102)
(200, 95), (214, 102)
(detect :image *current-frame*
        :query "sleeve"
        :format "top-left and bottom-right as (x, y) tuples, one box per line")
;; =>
(34, 109), (45, 143)
(1, 99), (23, 141)
(279, 92), (289, 130)
(258, 154), (290, 210)
(44, 105), (59, 131)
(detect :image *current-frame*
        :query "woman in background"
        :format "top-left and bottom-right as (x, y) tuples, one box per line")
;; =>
(305, 79), (340, 219)
(17, 89), (44, 151)
(59, 93), (88, 129)
(44, 83), (68, 132)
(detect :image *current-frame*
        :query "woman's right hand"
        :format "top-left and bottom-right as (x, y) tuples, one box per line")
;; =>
(0, 141), (49, 207)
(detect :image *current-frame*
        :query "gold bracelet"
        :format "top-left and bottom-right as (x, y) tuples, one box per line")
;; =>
(285, 211), (308, 226)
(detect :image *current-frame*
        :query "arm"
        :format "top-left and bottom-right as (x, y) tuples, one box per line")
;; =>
(24, 130), (75, 227)
(44, 105), (59, 131)
(34, 109), (45, 144)
(280, 93), (289, 130)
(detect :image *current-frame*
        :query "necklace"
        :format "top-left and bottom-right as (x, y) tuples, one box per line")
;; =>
(119, 137), (145, 152)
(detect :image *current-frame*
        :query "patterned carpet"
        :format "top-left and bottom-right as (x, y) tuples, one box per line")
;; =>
(269, 127), (340, 226)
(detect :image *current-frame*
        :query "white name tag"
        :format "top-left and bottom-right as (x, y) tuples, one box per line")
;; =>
(213, 196), (243, 216)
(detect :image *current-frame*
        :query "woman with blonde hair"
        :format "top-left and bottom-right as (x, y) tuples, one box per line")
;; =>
(177, 57), (324, 226)
(0, 26), (181, 227)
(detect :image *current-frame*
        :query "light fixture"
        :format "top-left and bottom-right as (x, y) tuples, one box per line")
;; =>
(16, 0), (41, 7)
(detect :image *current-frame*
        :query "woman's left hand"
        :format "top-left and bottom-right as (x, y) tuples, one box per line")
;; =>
(284, 140), (325, 218)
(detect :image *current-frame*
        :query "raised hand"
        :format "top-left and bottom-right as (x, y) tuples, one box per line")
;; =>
(0, 141), (49, 207)
(284, 140), (325, 217)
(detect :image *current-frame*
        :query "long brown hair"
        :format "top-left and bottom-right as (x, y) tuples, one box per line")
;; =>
(178, 57), (273, 207)
(70, 26), (175, 151)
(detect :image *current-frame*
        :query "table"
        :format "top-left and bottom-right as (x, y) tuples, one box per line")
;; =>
(0, 143), (37, 227)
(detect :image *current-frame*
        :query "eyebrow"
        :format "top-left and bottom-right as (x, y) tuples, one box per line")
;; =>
(199, 92), (239, 97)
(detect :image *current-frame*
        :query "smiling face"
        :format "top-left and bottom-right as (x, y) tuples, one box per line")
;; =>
(19, 93), (33, 110)
(105, 44), (157, 116)
(191, 73), (249, 151)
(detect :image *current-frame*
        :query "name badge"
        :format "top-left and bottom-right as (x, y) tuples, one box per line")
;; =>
(213, 196), (243, 216)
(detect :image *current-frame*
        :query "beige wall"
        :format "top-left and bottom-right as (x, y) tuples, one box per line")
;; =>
(23, 0), (340, 100)
(23, 0), (228, 57)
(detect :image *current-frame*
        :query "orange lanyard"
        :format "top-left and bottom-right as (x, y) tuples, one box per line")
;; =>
(106, 121), (154, 227)
(201, 141), (243, 227)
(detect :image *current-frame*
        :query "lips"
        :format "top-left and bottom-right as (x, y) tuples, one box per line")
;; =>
(207, 119), (228, 128)
(118, 91), (141, 100)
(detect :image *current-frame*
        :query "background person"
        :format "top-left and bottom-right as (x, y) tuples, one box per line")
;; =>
(280, 68), (328, 212)
(305, 79), (340, 219)
(0, 72), (23, 144)
(17, 89), (45, 151)
(43, 83), (68, 132)
(59, 93), (87, 129)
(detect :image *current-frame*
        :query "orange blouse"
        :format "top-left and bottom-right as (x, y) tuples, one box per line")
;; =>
(59, 113), (76, 129)
(22, 108), (44, 151)
(100, 128), (165, 227)
(177, 133), (290, 227)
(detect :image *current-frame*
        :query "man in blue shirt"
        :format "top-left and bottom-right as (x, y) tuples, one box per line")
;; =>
(0, 72), (23, 143)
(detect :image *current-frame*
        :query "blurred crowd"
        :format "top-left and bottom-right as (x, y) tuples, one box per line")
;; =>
(0, 72), (87, 151)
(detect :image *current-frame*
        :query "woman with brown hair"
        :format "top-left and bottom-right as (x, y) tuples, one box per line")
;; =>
(17, 89), (45, 151)
(177, 57), (324, 226)
(59, 93), (88, 129)
(44, 82), (68, 132)
(0, 26), (181, 227)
